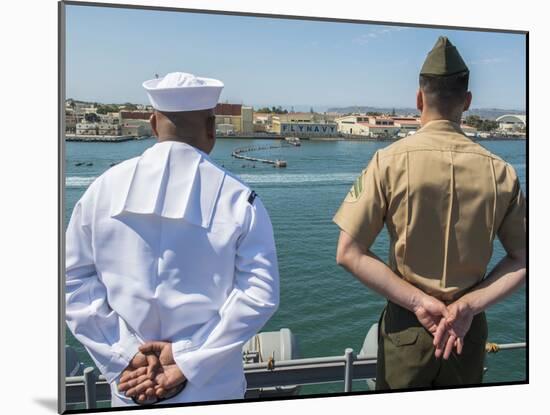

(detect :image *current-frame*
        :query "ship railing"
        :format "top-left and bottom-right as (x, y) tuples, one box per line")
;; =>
(65, 342), (526, 410)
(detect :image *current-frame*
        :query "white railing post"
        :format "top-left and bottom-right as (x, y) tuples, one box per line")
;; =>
(83, 367), (97, 409)
(344, 348), (355, 393)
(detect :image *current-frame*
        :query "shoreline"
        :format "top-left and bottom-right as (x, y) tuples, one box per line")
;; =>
(65, 134), (137, 142)
(65, 134), (527, 143)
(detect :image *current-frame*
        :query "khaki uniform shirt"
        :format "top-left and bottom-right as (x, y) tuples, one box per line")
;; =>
(333, 119), (526, 302)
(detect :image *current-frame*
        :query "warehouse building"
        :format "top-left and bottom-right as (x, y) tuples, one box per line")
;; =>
(336, 115), (401, 138)
(215, 103), (254, 135)
(120, 111), (153, 137)
(76, 122), (98, 135)
(271, 113), (338, 137)
(336, 115), (423, 138)
(392, 117), (421, 134)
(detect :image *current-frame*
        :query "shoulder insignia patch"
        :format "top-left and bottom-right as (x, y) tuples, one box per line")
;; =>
(248, 190), (257, 205)
(345, 171), (364, 202)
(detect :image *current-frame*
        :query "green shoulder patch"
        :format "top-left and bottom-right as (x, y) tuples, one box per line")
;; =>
(345, 171), (365, 202)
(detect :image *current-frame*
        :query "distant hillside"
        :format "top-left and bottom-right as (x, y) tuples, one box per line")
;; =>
(462, 108), (526, 120)
(327, 106), (418, 116)
(327, 106), (525, 120)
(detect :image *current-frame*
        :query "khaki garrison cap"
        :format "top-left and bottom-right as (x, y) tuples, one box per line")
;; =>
(420, 36), (469, 76)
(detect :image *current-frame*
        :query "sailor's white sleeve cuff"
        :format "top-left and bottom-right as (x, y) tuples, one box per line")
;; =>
(172, 340), (204, 386)
(102, 335), (142, 384)
(113, 334), (142, 363)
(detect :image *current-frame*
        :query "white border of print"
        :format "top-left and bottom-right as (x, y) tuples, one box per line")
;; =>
(1, 1), (545, 415)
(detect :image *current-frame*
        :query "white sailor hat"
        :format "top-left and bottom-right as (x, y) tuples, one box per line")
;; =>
(142, 72), (224, 112)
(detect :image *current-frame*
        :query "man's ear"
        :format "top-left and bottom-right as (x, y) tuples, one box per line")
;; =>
(416, 89), (424, 112)
(463, 91), (472, 112)
(206, 115), (216, 140)
(150, 112), (159, 138)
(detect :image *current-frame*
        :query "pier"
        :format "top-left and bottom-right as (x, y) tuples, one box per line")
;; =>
(232, 143), (293, 168)
(65, 134), (137, 142)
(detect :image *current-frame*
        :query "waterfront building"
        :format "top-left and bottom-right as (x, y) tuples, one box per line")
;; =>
(120, 111), (153, 121)
(336, 115), (423, 138)
(76, 122), (98, 135)
(273, 112), (336, 124)
(359, 117), (401, 138)
(99, 112), (121, 125)
(215, 103), (254, 135)
(216, 123), (235, 135)
(335, 115), (368, 135)
(242, 106), (253, 134)
(98, 123), (122, 136)
(336, 115), (401, 138)
(252, 111), (340, 135)
(82, 106), (98, 114)
(271, 116), (338, 137)
(322, 112), (340, 123)
(73, 102), (96, 113)
(253, 114), (271, 133)
(65, 109), (78, 134)
(216, 103), (241, 134)
(275, 113), (315, 123)
(392, 117), (421, 134)
(122, 124), (148, 137)
(496, 114), (526, 132)
(120, 111), (153, 137)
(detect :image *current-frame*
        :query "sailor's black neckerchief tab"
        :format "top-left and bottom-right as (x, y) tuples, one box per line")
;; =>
(248, 190), (257, 205)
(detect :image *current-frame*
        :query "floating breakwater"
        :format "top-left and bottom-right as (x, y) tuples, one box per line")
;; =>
(232, 143), (292, 168)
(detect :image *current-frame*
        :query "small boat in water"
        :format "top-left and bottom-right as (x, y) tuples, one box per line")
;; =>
(285, 136), (301, 146)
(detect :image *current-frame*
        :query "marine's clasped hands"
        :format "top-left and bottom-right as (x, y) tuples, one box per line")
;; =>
(413, 295), (475, 359)
(117, 341), (186, 405)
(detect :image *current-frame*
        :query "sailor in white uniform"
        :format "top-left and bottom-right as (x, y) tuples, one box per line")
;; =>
(65, 72), (280, 406)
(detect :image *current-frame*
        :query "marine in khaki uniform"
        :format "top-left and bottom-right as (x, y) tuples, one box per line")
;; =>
(334, 37), (526, 389)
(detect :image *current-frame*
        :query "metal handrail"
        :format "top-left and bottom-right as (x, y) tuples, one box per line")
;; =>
(486, 342), (526, 351)
(65, 342), (526, 409)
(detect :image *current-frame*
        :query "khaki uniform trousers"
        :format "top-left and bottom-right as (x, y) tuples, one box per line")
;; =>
(375, 301), (487, 390)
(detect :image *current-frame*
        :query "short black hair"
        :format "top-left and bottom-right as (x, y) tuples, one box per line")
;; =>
(419, 71), (469, 114)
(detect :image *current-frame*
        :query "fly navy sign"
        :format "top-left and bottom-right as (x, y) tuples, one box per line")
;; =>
(281, 123), (338, 136)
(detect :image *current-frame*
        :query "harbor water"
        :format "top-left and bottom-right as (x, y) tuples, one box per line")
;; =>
(65, 137), (527, 396)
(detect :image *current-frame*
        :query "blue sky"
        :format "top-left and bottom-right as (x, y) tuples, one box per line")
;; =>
(66, 4), (526, 110)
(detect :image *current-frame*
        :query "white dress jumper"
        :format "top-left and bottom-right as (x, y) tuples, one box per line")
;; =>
(65, 141), (280, 406)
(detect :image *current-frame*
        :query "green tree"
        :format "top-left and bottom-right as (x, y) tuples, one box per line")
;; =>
(123, 102), (138, 111)
(96, 104), (119, 114)
(480, 120), (498, 132)
(84, 113), (100, 123)
(464, 115), (482, 129)
(254, 106), (287, 114)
